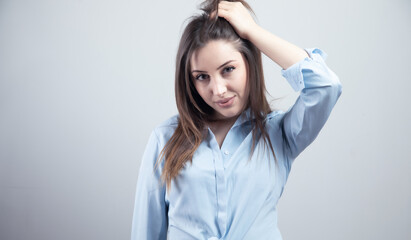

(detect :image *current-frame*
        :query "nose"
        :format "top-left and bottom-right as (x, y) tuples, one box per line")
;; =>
(211, 76), (227, 97)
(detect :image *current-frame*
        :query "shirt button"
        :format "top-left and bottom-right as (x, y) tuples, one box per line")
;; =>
(224, 150), (229, 155)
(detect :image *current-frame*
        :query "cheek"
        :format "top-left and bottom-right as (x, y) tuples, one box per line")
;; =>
(194, 83), (208, 100)
(237, 71), (248, 95)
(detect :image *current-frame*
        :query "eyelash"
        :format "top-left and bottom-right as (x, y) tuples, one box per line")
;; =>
(194, 66), (236, 81)
(223, 66), (235, 73)
(195, 74), (209, 81)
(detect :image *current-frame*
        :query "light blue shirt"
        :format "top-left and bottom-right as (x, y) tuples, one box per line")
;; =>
(131, 48), (342, 240)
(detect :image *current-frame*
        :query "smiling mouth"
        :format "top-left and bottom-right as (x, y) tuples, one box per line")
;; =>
(216, 96), (235, 107)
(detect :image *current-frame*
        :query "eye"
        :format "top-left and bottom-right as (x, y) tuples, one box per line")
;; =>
(195, 73), (209, 81)
(223, 66), (235, 74)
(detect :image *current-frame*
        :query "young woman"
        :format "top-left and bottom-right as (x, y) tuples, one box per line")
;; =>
(131, 0), (342, 239)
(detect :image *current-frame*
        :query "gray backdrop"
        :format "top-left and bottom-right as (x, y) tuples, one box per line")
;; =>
(1, 0), (410, 239)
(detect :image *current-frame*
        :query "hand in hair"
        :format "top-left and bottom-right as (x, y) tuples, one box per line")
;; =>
(214, 1), (258, 40)
(213, 0), (308, 69)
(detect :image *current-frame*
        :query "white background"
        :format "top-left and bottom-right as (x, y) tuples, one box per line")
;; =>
(0, 0), (410, 239)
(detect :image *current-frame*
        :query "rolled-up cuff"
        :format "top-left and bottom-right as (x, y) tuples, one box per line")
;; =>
(281, 48), (328, 92)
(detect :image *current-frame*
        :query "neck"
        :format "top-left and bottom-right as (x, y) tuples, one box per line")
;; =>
(207, 114), (238, 130)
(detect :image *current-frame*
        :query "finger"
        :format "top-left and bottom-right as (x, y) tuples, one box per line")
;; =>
(218, 1), (233, 11)
(218, 0), (233, 7)
(217, 2), (232, 14)
(217, 8), (231, 21)
(219, 1), (243, 9)
(220, 1), (247, 16)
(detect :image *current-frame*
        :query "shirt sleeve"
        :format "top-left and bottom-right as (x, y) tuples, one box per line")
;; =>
(280, 48), (342, 160)
(131, 129), (168, 240)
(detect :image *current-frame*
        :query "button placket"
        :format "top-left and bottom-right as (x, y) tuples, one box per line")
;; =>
(215, 151), (227, 235)
(210, 133), (228, 237)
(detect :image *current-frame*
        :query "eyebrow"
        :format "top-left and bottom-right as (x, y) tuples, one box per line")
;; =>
(191, 60), (236, 73)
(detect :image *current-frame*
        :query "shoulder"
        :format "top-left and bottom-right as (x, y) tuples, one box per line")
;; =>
(264, 109), (287, 132)
(156, 114), (179, 129)
(151, 114), (179, 147)
(266, 109), (286, 122)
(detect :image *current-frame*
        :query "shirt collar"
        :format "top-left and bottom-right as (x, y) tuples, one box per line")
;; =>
(232, 107), (254, 128)
(203, 108), (255, 133)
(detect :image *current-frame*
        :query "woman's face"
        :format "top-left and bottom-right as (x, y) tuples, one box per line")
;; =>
(190, 40), (249, 121)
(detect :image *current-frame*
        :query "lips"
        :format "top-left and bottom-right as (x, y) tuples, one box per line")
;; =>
(216, 96), (235, 108)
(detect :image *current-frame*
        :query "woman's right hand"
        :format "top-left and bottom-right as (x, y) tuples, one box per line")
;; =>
(214, 1), (259, 40)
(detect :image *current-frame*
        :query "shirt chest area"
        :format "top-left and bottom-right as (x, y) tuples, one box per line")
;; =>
(165, 123), (285, 203)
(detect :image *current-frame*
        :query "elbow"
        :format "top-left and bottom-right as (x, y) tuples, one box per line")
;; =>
(335, 79), (342, 99)
(333, 78), (343, 99)
(328, 70), (342, 99)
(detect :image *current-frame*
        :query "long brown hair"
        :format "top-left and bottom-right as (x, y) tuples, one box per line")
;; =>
(157, 0), (276, 190)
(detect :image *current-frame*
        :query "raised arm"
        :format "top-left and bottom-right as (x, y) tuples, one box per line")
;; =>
(217, 1), (342, 160)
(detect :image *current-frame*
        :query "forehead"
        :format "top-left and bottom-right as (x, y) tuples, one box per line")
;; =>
(190, 40), (244, 70)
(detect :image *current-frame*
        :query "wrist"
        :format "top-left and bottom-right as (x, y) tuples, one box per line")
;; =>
(244, 23), (263, 42)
